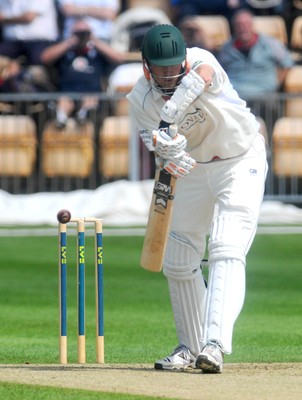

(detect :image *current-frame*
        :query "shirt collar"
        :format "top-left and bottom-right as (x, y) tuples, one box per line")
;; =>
(151, 86), (164, 101)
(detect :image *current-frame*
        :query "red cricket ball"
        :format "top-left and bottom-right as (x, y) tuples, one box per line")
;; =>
(57, 209), (71, 224)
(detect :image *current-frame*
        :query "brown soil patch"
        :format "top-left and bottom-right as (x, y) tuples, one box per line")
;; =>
(1, 363), (302, 399)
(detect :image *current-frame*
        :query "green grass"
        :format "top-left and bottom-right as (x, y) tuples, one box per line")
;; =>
(229, 234), (302, 363)
(0, 232), (302, 398)
(0, 382), (163, 400)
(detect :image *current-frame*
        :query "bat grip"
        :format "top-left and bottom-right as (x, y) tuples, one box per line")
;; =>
(169, 124), (178, 139)
(158, 120), (170, 129)
(158, 120), (178, 139)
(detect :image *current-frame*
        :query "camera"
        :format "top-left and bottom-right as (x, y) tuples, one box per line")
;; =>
(74, 30), (91, 47)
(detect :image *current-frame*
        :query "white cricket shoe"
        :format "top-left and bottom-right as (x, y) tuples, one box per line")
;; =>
(195, 341), (224, 373)
(154, 344), (196, 370)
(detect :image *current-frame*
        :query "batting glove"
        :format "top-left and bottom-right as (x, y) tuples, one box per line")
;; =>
(153, 128), (187, 159)
(156, 152), (196, 178)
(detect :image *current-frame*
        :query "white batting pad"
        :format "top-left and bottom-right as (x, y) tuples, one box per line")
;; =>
(163, 233), (207, 355)
(167, 273), (207, 356)
(203, 258), (245, 354)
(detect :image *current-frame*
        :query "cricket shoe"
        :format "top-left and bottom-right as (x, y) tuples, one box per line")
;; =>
(154, 344), (196, 370)
(195, 341), (224, 373)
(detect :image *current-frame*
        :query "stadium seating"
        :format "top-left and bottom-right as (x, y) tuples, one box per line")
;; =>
(283, 66), (302, 117)
(41, 119), (95, 178)
(290, 15), (302, 50)
(289, 15), (302, 63)
(0, 115), (37, 176)
(272, 117), (302, 176)
(253, 15), (288, 44)
(190, 15), (231, 51)
(99, 116), (130, 178)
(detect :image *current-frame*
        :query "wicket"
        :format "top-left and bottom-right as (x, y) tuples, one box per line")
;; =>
(59, 217), (104, 364)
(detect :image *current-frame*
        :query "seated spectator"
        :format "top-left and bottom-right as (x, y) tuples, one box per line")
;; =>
(217, 8), (294, 132)
(0, 0), (59, 65)
(0, 56), (21, 92)
(0, 55), (54, 93)
(217, 8), (294, 99)
(58, 0), (120, 42)
(41, 19), (126, 128)
(170, 0), (245, 24)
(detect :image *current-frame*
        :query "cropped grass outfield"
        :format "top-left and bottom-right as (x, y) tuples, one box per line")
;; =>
(0, 231), (302, 399)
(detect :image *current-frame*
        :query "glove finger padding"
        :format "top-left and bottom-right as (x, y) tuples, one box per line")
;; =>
(155, 155), (164, 169)
(164, 152), (196, 178)
(153, 128), (187, 158)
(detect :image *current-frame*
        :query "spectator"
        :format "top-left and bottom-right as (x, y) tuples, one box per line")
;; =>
(58, 0), (120, 42)
(0, 55), (54, 94)
(0, 56), (21, 92)
(170, 0), (245, 24)
(41, 19), (125, 128)
(0, 0), (59, 65)
(217, 9), (294, 97)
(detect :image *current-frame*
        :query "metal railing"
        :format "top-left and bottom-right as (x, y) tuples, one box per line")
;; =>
(0, 91), (301, 204)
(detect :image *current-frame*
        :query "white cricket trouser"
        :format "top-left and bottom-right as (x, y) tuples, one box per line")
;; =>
(165, 133), (268, 353)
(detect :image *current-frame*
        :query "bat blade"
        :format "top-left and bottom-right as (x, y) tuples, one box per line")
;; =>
(140, 169), (177, 272)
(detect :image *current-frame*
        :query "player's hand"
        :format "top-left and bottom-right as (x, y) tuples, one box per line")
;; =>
(156, 152), (196, 178)
(153, 128), (187, 159)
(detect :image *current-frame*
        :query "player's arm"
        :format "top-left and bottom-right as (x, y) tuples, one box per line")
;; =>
(91, 36), (126, 64)
(194, 63), (215, 89)
(153, 64), (215, 175)
(0, 11), (39, 25)
(60, 4), (118, 21)
(160, 64), (215, 124)
(40, 37), (78, 65)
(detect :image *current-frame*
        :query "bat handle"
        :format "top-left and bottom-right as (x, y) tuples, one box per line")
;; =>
(169, 124), (178, 139)
(158, 120), (178, 139)
(158, 120), (170, 129)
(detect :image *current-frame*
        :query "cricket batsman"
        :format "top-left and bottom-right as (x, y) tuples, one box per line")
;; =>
(127, 24), (268, 373)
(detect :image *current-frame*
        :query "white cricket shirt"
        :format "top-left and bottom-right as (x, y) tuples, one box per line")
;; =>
(127, 47), (260, 163)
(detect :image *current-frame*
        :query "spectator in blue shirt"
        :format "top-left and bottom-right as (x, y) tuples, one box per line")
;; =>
(217, 8), (294, 99)
(41, 19), (125, 128)
(217, 8), (294, 134)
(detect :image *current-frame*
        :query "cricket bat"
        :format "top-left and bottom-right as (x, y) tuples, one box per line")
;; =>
(140, 124), (179, 272)
(140, 168), (177, 272)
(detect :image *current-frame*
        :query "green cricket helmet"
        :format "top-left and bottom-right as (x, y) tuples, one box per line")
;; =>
(142, 24), (186, 67)
(141, 24), (187, 95)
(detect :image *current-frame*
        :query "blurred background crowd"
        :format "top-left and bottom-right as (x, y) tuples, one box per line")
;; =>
(1, 1), (301, 99)
(1, 0), (302, 196)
